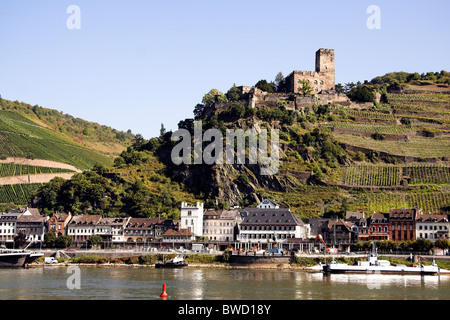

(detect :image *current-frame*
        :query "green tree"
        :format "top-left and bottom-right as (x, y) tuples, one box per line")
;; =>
(434, 238), (449, 251)
(44, 232), (57, 248)
(202, 89), (228, 108)
(226, 84), (241, 101)
(55, 235), (73, 248)
(255, 79), (275, 93)
(87, 235), (103, 248)
(298, 79), (312, 96)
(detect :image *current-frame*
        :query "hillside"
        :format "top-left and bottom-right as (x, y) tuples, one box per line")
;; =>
(1, 71), (449, 220)
(0, 98), (135, 169)
(0, 98), (134, 156)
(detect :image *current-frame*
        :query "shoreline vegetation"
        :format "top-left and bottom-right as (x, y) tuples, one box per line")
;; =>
(29, 253), (450, 272)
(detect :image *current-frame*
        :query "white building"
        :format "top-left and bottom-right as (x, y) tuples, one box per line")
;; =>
(96, 217), (130, 243)
(415, 214), (450, 241)
(257, 199), (280, 209)
(180, 202), (204, 237)
(0, 212), (22, 243)
(203, 209), (241, 242)
(67, 215), (103, 242)
(237, 208), (310, 244)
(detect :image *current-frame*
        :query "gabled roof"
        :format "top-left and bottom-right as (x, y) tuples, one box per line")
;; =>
(345, 211), (365, 220)
(389, 208), (421, 219)
(415, 214), (449, 223)
(239, 208), (304, 226)
(125, 218), (162, 229)
(163, 228), (193, 237)
(69, 214), (103, 225)
(204, 209), (239, 219)
(370, 212), (389, 222)
(99, 217), (129, 226)
(17, 214), (46, 223)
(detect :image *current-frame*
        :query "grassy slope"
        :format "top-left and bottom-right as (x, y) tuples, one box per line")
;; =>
(0, 107), (119, 170)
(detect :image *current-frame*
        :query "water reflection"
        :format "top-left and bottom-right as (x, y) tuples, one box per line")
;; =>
(0, 267), (448, 300)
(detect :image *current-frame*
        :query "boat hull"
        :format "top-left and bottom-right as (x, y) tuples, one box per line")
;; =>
(0, 253), (29, 268)
(323, 264), (439, 275)
(155, 262), (188, 268)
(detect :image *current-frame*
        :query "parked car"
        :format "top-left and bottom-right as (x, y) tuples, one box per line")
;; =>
(44, 257), (58, 264)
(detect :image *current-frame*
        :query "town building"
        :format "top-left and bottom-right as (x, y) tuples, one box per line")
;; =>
(180, 202), (204, 238)
(367, 212), (390, 241)
(202, 209), (241, 242)
(415, 214), (450, 241)
(16, 208), (47, 243)
(47, 212), (72, 237)
(389, 208), (421, 241)
(95, 217), (131, 243)
(318, 219), (354, 245)
(256, 199), (280, 209)
(124, 217), (161, 243)
(67, 214), (103, 243)
(237, 208), (309, 244)
(0, 211), (22, 243)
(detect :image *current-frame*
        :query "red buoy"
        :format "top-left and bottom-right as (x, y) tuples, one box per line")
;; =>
(160, 283), (168, 299)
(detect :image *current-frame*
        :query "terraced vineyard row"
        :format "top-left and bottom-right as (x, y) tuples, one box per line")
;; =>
(0, 183), (42, 205)
(345, 109), (396, 121)
(0, 163), (74, 178)
(360, 191), (450, 215)
(0, 113), (112, 169)
(343, 164), (401, 186)
(342, 164), (450, 187)
(331, 122), (411, 135)
(404, 164), (450, 185)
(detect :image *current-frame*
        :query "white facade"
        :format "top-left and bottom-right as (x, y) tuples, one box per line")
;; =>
(180, 202), (204, 237)
(257, 199), (280, 209)
(203, 210), (241, 242)
(0, 212), (21, 243)
(237, 208), (310, 244)
(415, 215), (449, 241)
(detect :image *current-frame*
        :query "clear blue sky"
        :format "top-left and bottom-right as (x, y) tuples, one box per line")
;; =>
(0, 0), (449, 139)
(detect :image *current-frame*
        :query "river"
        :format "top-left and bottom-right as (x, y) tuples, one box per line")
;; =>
(1, 266), (449, 300)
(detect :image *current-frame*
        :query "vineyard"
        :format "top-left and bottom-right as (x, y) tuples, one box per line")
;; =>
(331, 122), (412, 135)
(354, 191), (450, 215)
(0, 163), (74, 178)
(335, 133), (450, 158)
(0, 183), (42, 205)
(342, 163), (450, 187)
(0, 113), (112, 169)
(403, 164), (450, 185)
(344, 109), (396, 121)
(386, 93), (450, 119)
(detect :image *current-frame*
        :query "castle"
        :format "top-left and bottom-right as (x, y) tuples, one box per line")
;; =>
(285, 48), (335, 94)
(206, 48), (351, 114)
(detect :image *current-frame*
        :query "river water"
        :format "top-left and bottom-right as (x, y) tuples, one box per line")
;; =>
(0, 267), (449, 300)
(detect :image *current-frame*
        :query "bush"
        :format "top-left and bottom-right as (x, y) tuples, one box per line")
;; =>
(235, 173), (250, 185)
(371, 132), (385, 141)
(139, 255), (157, 265)
(71, 255), (109, 264)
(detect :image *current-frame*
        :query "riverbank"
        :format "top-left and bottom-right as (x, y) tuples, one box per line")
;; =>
(29, 252), (450, 273)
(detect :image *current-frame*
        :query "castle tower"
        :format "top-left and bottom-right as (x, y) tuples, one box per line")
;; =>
(180, 202), (204, 237)
(315, 48), (335, 74)
(315, 48), (335, 92)
(285, 48), (336, 94)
